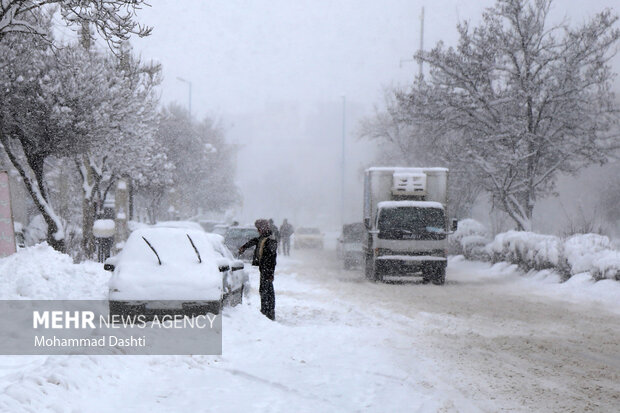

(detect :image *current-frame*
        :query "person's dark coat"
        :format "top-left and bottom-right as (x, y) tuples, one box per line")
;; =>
(239, 232), (278, 280)
(280, 222), (294, 239)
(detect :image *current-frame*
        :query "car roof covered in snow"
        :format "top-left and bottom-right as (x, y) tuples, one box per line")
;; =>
(366, 167), (448, 173)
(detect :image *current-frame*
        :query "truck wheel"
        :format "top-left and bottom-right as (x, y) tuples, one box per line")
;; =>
(374, 269), (384, 282)
(365, 255), (375, 280)
(431, 266), (446, 285)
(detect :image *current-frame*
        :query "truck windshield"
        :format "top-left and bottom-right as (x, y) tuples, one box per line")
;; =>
(377, 207), (445, 240)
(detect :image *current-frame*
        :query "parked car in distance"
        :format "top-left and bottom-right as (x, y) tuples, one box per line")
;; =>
(154, 220), (205, 232)
(224, 226), (259, 261)
(338, 222), (366, 269)
(212, 224), (229, 236)
(105, 226), (249, 318)
(294, 227), (324, 249)
(196, 220), (227, 233)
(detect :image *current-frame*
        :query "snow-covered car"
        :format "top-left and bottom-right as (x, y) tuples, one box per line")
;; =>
(337, 222), (366, 269)
(224, 226), (259, 261)
(105, 227), (249, 317)
(294, 227), (324, 249)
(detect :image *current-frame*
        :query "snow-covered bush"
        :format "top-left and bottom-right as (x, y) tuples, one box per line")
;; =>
(452, 218), (620, 282)
(564, 234), (619, 281)
(589, 250), (620, 281)
(486, 231), (562, 272)
(449, 219), (490, 259)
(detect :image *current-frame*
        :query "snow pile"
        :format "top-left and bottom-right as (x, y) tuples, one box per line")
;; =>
(486, 231), (562, 271)
(0, 243), (109, 299)
(449, 219), (491, 260)
(93, 219), (115, 238)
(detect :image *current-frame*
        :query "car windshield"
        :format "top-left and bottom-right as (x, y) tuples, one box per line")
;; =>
(343, 223), (365, 242)
(298, 228), (320, 234)
(377, 207), (445, 239)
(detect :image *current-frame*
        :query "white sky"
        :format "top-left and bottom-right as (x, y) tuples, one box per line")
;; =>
(130, 0), (620, 229)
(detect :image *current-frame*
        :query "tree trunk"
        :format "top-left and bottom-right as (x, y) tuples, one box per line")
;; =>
(77, 156), (98, 258)
(0, 133), (66, 252)
(82, 196), (96, 258)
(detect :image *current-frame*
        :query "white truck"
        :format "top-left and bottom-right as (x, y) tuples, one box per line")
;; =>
(363, 167), (457, 284)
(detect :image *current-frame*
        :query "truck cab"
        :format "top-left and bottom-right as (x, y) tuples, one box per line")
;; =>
(363, 167), (455, 284)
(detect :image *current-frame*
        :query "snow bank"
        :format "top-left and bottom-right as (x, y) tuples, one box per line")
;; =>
(0, 244), (109, 299)
(452, 219), (620, 282)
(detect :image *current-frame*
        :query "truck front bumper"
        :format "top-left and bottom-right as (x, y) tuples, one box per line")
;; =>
(375, 255), (446, 276)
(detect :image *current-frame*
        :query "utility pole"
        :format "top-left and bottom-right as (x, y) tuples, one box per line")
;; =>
(399, 7), (425, 80)
(419, 7), (424, 79)
(176, 77), (192, 120)
(341, 95), (346, 227)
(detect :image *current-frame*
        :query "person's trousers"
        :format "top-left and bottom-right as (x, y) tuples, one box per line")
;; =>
(259, 277), (275, 320)
(282, 237), (291, 256)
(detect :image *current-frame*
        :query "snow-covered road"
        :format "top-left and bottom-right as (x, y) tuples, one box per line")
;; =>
(1, 247), (619, 412)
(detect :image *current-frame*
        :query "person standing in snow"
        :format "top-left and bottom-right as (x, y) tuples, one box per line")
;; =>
(279, 219), (294, 256)
(238, 219), (278, 320)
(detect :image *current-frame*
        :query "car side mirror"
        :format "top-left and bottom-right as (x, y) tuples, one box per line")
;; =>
(451, 219), (458, 232)
(364, 218), (370, 229)
(104, 256), (117, 272)
(218, 264), (230, 272)
(231, 260), (244, 271)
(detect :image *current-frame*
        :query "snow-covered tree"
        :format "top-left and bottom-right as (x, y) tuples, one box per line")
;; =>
(0, 15), (157, 253)
(360, 90), (483, 218)
(70, 37), (163, 257)
(149, 104), (240, 221)
(0, 25), (75, 251)
(397, 0), (620, 230)
(0, 0), (151, 49)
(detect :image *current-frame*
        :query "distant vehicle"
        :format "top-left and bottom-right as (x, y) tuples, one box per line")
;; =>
(294, 227), (324, 249)
(224, 226), (259, 261)
(337, 222), (366, 269)
(154, 221), (205, 232)
(212, 224), (229, 236)
(106, 227), (249, 318)
(363, 167), (457, 284)
(197, 220), (227, 233)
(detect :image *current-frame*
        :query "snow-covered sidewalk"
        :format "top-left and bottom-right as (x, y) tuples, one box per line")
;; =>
(1, 246), (619, 412)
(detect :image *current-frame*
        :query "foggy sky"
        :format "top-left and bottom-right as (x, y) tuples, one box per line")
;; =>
(131, 0), (620, 230)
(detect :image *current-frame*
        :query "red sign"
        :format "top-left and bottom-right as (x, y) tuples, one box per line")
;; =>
(0, 171), (16, 257)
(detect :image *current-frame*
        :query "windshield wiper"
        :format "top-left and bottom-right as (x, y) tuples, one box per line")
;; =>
(142, 236), (162, 265)
(186, 234), (202, 263)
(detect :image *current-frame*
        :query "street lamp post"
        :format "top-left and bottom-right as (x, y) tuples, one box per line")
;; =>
(341, 95), (346, 227)
(176, 77), (192, 120)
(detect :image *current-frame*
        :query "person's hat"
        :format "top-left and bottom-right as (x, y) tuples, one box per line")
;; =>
(255, 219), (270, 233)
